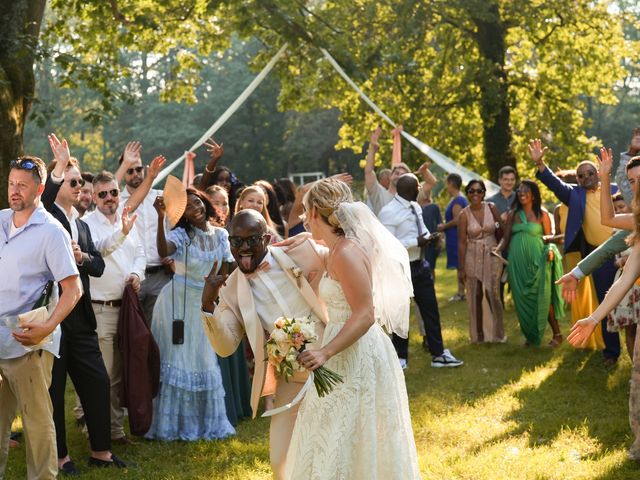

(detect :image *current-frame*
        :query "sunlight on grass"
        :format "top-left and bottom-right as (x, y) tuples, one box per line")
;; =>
(5, 258), (639, 479)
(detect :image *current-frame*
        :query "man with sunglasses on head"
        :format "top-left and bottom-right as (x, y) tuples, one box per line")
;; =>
(83, 171), (146, 447)
(41, 135), (127, 472)
(0, 155), (82, 480)
(200, 209), (327, 480)
(115, 141), (169, 325)
(530, 138), (621, 366)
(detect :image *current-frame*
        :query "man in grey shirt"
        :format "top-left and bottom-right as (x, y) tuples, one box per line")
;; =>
(486, 165), (517, 217)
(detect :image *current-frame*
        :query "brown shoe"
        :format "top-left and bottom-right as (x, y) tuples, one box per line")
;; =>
(111, 436), (139, 446)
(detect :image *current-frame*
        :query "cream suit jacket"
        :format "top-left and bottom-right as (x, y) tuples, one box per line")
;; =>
(200, 240), (327, 418)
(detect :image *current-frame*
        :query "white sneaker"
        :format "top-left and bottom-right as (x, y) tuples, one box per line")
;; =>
(431, 349), (463, 368)
(399, 358), (408, 370)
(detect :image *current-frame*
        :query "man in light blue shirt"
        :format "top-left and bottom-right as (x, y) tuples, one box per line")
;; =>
(0, 156), (81, 480)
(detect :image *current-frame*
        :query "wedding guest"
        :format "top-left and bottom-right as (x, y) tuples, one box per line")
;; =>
(437, 173), (468, 302)
(553, 180), (603, 350)
(486, 166), (517, 218)
(199, 138), (245, 214)
(362, 127), (410, 215)
(417, 186), (442, 276)
(496, 180), (564, 346)
(146, 183), (235, 440)
(115, 142), (169, 325)
(0, 156), (82, 480)
(379, 174), (463, 369)
(255, 179), (286, 237)
(83, 171), (146, 445)
(531, 138), (620, 364)
(273, 178), (297, 224)
(235, 185), (282, 242)
(77, 172), (95, 217)
(42, 136), (125, 472)
(458, 180), (505, 343)
(205, 185), (230, 225)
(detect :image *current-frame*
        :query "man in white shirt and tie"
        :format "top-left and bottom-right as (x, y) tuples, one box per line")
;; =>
(83, 171), (146, 446)
(200, 210), (327, 480)
(378, 174), (463, 370)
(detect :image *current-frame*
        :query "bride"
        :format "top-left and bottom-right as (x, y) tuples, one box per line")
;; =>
(283, 178), (421, 479)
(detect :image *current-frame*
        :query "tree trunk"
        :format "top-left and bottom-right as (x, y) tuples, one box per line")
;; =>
(0, 0), (46, 208)
(470, 2), (517, 182)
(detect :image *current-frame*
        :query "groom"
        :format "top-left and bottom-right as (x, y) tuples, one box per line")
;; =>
(200, 210), (326, 479)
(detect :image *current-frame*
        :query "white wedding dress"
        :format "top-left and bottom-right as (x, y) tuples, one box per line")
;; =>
(285, 274), (421, 479)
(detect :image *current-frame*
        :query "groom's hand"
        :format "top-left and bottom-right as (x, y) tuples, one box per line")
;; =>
(202, 261), (229, 313)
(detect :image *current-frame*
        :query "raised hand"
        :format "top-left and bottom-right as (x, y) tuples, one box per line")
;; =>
(202, 260), (229, 311)
(148, 155), (166, 180)
(329, 173), (354, 185)
(370, 127), (382, 151)
(528, 139), (548, 167)
(567, 317), (599, 347)
(205, 138), (224, 163)
(555, 272), (579, 304)
(596, 147), (614, 179)
(153, 195), (166, 217)
(123, 141), (142, 166)
(121, 205), (138, 235)
(48, 133), (71, 167)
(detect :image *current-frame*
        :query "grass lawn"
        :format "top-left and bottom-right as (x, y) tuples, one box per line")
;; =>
(6, 262), (640, 479)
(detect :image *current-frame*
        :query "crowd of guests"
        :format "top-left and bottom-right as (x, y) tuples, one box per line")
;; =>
(3, 125), (640, 479)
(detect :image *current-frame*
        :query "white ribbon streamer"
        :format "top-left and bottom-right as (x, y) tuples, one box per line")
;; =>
(261, 372), (314, 418)
(320, 48), (500, 195)
(153, 43), (289, 186)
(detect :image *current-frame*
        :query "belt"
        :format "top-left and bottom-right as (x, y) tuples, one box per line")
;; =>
(145, 265), (165, 275)
(91, 299), (122, 307)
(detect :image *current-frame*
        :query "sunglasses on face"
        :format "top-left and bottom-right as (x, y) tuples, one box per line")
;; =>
(64, 178), (86, 188)
(97, 189), (119, 199)
(577, 170), (596, 179)
(126, 166), (144, 175)
(228, 234), (265, 249)
(467, 188), (485, 195)
(10, 159), (41, 181)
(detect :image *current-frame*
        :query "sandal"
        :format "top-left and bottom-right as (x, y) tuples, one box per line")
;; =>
(548, 334), (563, 348)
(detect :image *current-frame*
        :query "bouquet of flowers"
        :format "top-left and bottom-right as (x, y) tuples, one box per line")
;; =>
(265, 315), (343, 397)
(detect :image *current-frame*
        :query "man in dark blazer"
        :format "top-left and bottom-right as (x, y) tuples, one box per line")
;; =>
(530, 138), (620, 364)
(42, 135), (126, 473)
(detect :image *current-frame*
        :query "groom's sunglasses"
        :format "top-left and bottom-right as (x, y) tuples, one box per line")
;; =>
(229, 234), (265, 248)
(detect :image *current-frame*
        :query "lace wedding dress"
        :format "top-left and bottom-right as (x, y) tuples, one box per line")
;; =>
(284, 274), (421, 479)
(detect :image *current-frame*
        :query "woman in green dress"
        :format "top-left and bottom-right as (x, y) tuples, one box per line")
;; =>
(496, 180), (565, 346)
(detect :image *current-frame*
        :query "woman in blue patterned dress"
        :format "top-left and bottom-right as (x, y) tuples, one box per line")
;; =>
(146, 188), (235, 441)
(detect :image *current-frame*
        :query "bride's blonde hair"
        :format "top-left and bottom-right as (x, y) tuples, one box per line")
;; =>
(303, 178), (353, 235)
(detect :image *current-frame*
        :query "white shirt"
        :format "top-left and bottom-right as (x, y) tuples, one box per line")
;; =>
(367, 181), (394, 215)
(120, 187), (164, 267)
(55, 202), (80, 242)
(246, 251), (314, 332)
(83, 209), (146, 300)
(378, 195), (429, 262)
